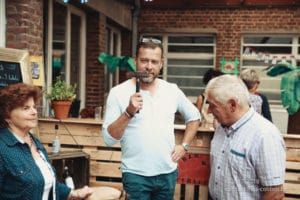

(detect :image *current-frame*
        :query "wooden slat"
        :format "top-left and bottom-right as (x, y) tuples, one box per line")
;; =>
(285, 172), (300, 183)
(89, 181), (123, 191)
(286, 161), (300, 171)
(90, 161), (122, 178)
(83, 149), (122, 162)
(284, 182), (300, 195)
(174, 184), (181, 200)
(199, 186), (208, 200)
(283, 134), (300, 149)
(286, 148), (300, 162)
(185, 184), (195, 200)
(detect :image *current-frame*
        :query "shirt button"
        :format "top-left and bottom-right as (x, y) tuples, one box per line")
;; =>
(217, 166), (220, 169)
(222, 150), (225, 153)
(215, 182), (218, 185)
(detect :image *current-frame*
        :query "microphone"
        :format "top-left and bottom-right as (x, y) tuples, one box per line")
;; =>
(126, 71), (149, 93)
(126, 71), (149, 113)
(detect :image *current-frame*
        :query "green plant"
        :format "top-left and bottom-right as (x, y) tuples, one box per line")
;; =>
(45, 76), (77, 101)
(266, 62), (300, 115)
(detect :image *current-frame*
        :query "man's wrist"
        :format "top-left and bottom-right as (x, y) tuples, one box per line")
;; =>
(124, 108), (134, 118)
(182, 142), (190, 151)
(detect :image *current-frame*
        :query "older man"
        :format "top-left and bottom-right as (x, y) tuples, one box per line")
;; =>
(206, 74), (285, 200)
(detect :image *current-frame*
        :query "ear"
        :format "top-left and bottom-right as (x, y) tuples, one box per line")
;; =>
(227, 99), (237, 112)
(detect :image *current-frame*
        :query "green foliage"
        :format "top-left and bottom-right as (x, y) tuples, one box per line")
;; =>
(45, 76), (76, 101)
(266, 62), (300, 115)
(98, 52), (136, 73)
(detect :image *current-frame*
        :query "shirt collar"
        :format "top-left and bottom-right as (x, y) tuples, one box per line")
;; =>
(222, 107), (255, 136)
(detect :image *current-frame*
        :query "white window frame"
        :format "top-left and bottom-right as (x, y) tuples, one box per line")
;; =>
(0, 0), (5, 47)
(104, 26), (121, 99)
(46, 0), (86, 112)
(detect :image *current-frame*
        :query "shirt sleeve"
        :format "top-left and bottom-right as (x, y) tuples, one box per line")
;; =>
(175, 85), (201, 123)
(102, 88), (123, 146)
(255, 130), (286, 186)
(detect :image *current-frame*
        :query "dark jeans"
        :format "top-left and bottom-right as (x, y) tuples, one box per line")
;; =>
(122, 169), (178, 200)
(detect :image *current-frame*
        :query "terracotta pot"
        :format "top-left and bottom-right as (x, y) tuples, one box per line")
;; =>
(51, 101), (72, 119)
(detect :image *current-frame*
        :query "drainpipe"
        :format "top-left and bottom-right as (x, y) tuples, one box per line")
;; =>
(132, 0), (140, 57)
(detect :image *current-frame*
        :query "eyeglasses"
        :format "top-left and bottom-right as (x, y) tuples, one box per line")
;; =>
(140, 38), (162, 44)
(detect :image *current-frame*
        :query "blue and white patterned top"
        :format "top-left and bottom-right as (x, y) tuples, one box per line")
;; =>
(208, 107), (286, 200)
(249, 93), (263, 114)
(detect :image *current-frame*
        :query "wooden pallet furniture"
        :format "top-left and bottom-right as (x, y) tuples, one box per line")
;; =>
(48, 150), (90, 188)
(36, 118), (300, 200)
(36, 118), (214, 199)
(283, 134), (300, 200)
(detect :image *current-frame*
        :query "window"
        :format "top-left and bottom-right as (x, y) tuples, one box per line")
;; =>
(143, 34), (216, 102)
(46, 0), (86, 111)
(104, 26), (121, 99)
(241, 35), (300, 105)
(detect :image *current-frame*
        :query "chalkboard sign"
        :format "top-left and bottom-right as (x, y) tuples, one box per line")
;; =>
(0, 47), (32, 88)
(0, 61), (22, 88)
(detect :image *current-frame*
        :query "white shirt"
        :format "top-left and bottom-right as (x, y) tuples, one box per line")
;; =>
(35, 154), (56, 200)
(102, 79), (200, 176)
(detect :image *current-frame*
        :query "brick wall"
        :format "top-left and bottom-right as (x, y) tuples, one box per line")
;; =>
(85, 12), (105, 108)
(6, 0), (43, 55)
(138, 7), (300, 68)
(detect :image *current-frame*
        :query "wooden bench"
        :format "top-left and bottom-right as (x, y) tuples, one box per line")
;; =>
(283, 134), (300, 199)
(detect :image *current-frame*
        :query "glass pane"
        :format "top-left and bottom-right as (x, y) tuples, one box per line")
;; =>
(243, 46), (292, 54)
(181, 88), (202, 96)
(70, 13), (81, 96)
(167, 77), (202, 87)
(169, 36), (214, 43)
(168, 59), (213, 66)
(168, 45), (214, 53)
(167, 67), (209, 76)
(244, 37), (292, 44)
(52, 1), (66, 82)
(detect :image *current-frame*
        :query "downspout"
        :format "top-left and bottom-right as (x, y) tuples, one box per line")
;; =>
(131, 0), (140, 57)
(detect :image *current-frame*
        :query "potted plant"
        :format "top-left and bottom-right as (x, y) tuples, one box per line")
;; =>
(45, 76), (77, 119)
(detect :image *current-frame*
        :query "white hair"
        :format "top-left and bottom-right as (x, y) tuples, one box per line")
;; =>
(205, 74), (249, 107)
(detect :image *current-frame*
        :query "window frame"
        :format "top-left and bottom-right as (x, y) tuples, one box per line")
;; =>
(241, 34), (300, 105)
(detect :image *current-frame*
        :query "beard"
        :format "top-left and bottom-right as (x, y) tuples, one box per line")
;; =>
(140, 72), (158, 84)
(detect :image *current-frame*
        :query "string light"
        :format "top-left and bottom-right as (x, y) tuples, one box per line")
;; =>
(62, 0), (89, 3)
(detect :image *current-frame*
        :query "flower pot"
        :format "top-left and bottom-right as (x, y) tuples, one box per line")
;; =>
(52, 101), (72, 119)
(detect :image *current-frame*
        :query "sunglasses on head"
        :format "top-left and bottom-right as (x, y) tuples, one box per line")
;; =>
(140, 38), (162, 44)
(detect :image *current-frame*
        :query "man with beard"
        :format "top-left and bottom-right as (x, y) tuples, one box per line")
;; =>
(102, 38), (200, 200)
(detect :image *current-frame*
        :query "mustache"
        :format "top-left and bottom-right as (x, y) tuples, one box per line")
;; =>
(126, 71), (149, 79)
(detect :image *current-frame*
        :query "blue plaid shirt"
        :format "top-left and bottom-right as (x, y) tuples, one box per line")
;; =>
(0, 128), (71, 200)
(208, 108), (286, 200)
